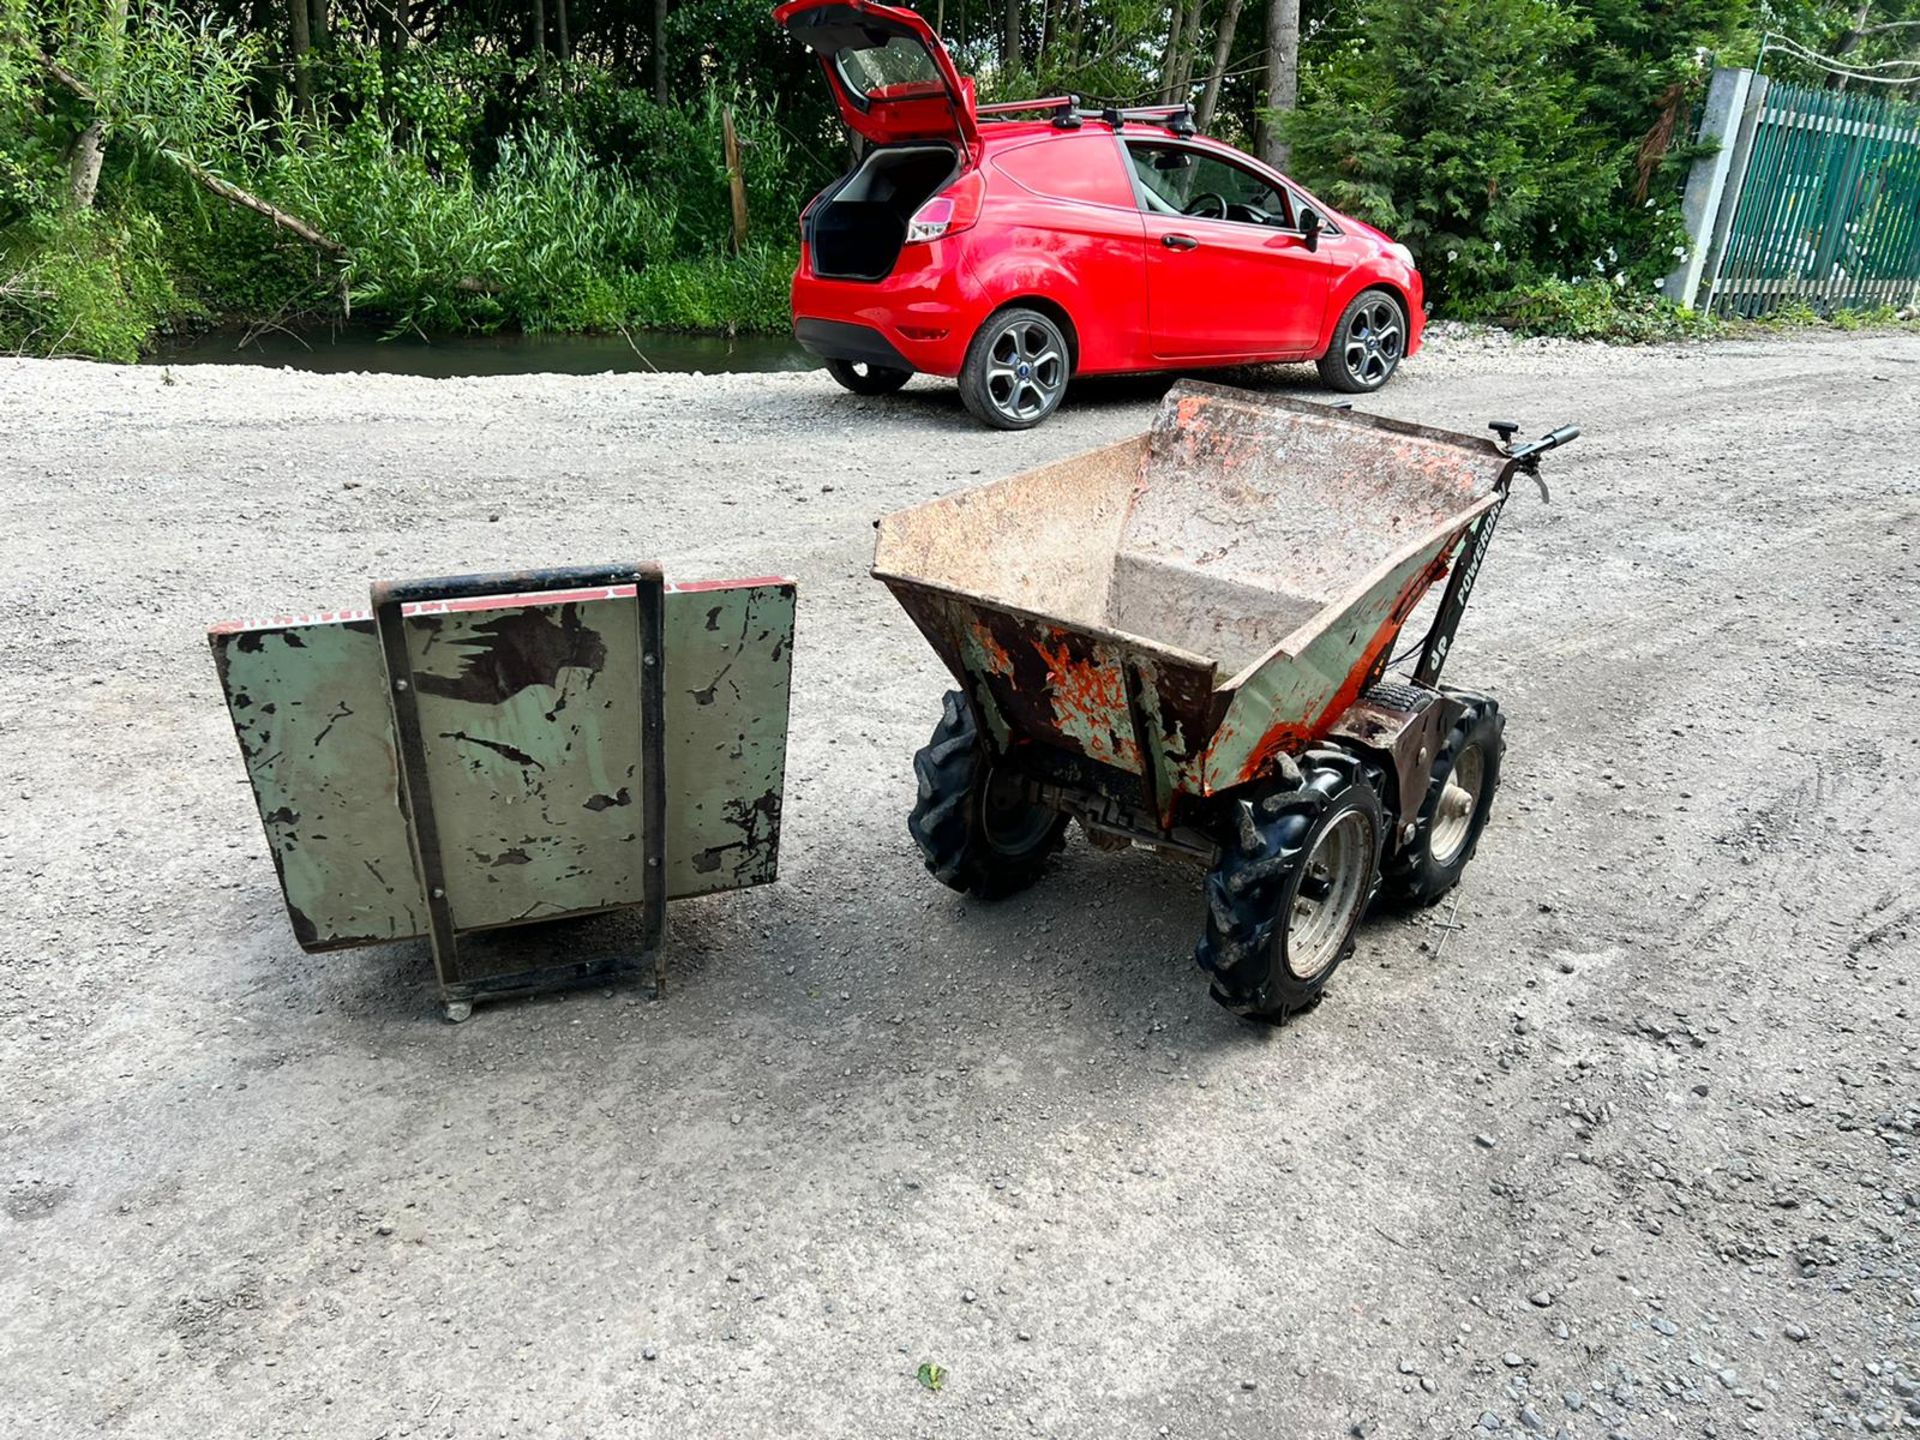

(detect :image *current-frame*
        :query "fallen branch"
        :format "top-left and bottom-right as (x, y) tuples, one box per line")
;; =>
(32, 47), (507, 308)
(0, 272), (56, 303)
(166, 149), (346, 254)
(35, 49), (345, 257)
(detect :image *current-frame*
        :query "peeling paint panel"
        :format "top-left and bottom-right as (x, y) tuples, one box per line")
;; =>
(210, 620), (423, 948)
(209, 572), (796, 962)
(403, 596), (649, 931)
(1200, 528), (1468, 792)
(663, 582), (795, 899)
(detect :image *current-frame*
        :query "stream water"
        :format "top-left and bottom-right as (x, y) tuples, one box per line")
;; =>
(146, 323), (816, 376)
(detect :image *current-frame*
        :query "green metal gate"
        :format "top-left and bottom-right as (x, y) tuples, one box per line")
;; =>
(1671, 70), (1920, 318)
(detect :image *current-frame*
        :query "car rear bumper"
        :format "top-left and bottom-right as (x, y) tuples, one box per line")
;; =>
(794, 318), (915, 371)
(791, 246), (984, 377)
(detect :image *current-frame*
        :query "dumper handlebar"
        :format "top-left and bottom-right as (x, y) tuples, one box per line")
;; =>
(1489, 420), (1579, 502)
(1509, 424), (1581, 460)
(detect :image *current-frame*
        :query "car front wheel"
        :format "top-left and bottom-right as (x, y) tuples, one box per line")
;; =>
(959, 307), (1071, 430)
(1318, 289), (1407, 394)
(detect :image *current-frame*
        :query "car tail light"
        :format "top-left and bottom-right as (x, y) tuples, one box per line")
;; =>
(905, 171), (985, 245)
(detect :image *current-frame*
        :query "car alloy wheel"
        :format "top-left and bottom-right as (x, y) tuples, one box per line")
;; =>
(1342, 295), (1405, 388)
(985, 317), (1065, 421)
(961, 307), (1071, 429)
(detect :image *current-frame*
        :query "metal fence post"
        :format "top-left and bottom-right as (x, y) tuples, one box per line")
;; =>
(1665, 67), (1755, 309)
(1698, 74), (1768, 317)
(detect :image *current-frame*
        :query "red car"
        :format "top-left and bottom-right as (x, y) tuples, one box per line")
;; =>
(773, 0), (1425, 429)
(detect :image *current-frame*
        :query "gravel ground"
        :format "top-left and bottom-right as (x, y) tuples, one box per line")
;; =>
(2, 327), (1916, 1439)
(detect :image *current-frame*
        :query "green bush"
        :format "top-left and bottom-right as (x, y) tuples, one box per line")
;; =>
(1282, 0), (1608, 306)
(0, 205), (192, 359)
(627, 245), (796, 333)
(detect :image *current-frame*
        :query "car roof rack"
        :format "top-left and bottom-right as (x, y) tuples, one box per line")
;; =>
(976, 94), (1084, 128)
(1093, 103), (1197, 137)
(972, 96), (1198, 136)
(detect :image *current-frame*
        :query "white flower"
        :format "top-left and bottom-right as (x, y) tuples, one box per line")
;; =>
(1549, 221), (1558, 233)
(1492, 239), (1503, 253)
(1447, 249), (1458, 263)
(1613, 271), (1627, 287)
(1671, 245), (1686, 257)
(1606, 246), (1617, 261)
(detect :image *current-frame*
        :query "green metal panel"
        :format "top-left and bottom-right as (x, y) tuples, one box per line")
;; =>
(1712, 78), (1920, 318)
(401, 593), (650, 931)
(662, 581), (795, 899)
(210, 617), (426, 949)
(209, 576), (794, 953)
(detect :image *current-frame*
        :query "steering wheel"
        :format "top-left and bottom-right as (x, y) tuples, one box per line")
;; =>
(1183, 191), (1228, 220)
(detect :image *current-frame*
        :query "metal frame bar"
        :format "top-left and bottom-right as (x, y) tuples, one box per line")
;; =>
(371, 562), (668, 1017)
(1412, 494), (1509, 691)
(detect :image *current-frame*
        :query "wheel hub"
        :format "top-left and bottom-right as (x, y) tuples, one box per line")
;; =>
(1427, 744), (1485, 866)
(1285, 808), (1376, 981)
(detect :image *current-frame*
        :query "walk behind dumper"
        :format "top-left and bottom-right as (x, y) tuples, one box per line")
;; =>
(878, 380), (1576, 1021)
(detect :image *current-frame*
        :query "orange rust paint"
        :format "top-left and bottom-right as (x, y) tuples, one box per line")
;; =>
(1033, 637), (1137, 768)
(1233, 550), (1452, 786)
(974, 623), (1016, 678)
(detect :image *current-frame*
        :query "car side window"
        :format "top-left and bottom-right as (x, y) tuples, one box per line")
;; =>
(1125, 142), (1295, 230)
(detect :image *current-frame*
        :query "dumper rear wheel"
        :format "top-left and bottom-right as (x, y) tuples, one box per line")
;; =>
(909, 691), (1069, 898)
(1197, 754), (1384, 1021)
(1382, 699), (1505, 907)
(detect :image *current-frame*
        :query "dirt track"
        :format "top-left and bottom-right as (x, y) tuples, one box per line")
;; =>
(2, 330), (1916, 1438)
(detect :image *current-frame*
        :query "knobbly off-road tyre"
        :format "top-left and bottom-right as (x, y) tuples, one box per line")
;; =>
(1381, 698), (1506, 908)
(1197, 751), (1384, 1022)
(825, 358), (913, 395)
(908, 690), (1069, 898)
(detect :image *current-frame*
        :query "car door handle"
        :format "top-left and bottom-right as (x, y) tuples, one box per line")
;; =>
(1161, 233), (1200, 251)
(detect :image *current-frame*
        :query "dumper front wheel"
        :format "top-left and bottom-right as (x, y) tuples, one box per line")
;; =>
(909, 691), (1069, 898)
(1197, 755), (1384, 1021)
(1382, 700), (1505, 907)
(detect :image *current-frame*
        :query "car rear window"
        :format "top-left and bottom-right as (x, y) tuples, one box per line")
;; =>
(834, 38), (942, 102)
(990, 136), (1137, 209)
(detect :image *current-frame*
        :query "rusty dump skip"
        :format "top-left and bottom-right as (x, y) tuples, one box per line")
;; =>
(873, 380), (1512, 809)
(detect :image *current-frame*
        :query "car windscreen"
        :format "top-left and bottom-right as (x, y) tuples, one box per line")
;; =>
(834, 36), (943, 103)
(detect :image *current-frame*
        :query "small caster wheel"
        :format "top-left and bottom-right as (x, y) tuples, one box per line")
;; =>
(442, 1000), (473, 1024)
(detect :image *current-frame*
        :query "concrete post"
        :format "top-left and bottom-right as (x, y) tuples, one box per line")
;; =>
(1664, 67), (1755, 309)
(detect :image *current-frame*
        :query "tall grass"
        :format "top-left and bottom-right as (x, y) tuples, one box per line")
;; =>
(2, 10), (820, 356)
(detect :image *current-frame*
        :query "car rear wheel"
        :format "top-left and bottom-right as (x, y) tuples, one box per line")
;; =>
(959, 307), (1070, 430)
(1318, 289), (1407, 394)
(825, 358), (913, 395)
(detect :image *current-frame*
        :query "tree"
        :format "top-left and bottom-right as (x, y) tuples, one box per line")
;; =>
(287, 0), (312, 113)
(1195, 0), (1244, 132)
(1256, 0), (1297, 167)
(1283, 0), (1602, 299)
(1005, 0), (1022, 74)
(67, 0), (128, 208)
(653, 0), (668, 100)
